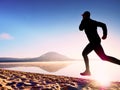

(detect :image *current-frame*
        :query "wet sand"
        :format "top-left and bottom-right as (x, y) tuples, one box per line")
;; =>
(0, 68), (119, 90)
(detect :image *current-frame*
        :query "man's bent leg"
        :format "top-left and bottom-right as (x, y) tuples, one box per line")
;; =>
(80, 43), (93, 76)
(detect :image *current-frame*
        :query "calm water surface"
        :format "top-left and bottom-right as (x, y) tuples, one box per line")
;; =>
(3, 60), (120, 82)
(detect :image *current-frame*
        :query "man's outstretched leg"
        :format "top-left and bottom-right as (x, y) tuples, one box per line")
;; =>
(107, 56), (120, 65)
(95, 44), (120, 65)
(80, 44), (93, 76)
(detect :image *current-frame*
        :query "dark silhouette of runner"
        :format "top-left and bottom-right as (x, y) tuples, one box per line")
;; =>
(79, 11), (120, 76)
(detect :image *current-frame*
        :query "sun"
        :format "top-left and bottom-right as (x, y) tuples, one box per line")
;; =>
(92, 73), (111, 87)
(90, 60), (112, 87)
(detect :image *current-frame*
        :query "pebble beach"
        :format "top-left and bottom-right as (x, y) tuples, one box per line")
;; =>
(0, 69), (120, 90)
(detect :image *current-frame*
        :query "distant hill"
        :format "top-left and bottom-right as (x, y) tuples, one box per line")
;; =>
(0, 57), (31, 62)
(35, 52), (72, 61)
(0, 52), (73, 62)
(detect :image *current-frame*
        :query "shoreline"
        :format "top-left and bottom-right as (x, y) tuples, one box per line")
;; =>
(0, 68), (120, 90)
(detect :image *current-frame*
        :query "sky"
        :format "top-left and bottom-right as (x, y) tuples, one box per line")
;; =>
(0, 0), (120, 59)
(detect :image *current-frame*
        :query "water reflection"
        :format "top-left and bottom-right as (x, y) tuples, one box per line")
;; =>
(1, 60), (120, 82)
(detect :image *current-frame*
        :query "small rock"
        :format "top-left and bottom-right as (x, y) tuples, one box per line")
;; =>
(6, 81), (16, 86)
(16, 82), (24, 88)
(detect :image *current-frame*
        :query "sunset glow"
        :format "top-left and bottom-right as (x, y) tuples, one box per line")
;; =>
(89, 60), (120, 87)
(91, 61), (111, 87)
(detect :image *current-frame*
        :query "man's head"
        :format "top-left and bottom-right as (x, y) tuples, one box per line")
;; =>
(82, 11), (90, 19)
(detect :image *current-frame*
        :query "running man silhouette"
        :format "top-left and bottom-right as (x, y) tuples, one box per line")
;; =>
(79, 11), (120, 76)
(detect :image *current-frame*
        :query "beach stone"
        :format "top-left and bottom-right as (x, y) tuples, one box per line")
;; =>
(6, 81), (16, 86)
(2, 79), (7, 83)
(21, 75), (26, 78)
(51, 83), (61, 90)
(29, 81), (38, 86)
(9, 76), (18, 81)
(24, 82), (32, 86)
(42, 80), (47, 85)
(0, 74), (7, 79)
(0, 79), (6, 86)
(62, 85), (78, 90)
(21, 78), (27, 81)
(0, 84), (2, 87)
(16, 82), (24, 88)
(15, 78), (22, 82)
(11, 84), (17, 89)
(0, 86), (13, 90)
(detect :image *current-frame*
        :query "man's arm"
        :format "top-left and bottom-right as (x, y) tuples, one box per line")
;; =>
(79, 20), (85, 31)
(97, 21), (107, 39)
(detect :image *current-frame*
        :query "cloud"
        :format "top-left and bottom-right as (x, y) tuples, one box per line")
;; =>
(0, 33), (14, 40)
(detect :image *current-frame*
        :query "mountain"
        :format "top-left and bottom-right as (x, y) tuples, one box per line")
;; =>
(0, 52), (73, 62)
(35, 52), (72, 61)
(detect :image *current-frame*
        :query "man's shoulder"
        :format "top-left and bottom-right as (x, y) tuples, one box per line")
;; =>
(90, 19), (98, 22)
(90, 19), (104, 25)
(91, 19), (106, 27)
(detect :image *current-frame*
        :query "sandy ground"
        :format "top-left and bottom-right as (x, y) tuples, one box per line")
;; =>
(0, 68), (120, 90)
